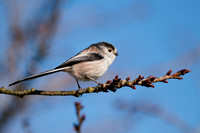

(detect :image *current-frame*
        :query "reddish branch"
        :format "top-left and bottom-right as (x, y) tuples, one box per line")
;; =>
(0, 69), (191, 97)
(74, 102), (85, 133)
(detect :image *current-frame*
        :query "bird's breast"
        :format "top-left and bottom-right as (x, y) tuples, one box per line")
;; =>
(70, 59), (109, 81)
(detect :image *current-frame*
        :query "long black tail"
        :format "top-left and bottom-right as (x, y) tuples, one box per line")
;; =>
(9, 68), (66, 86)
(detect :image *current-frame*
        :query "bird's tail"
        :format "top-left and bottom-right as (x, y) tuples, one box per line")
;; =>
(9, 67), (66, 86)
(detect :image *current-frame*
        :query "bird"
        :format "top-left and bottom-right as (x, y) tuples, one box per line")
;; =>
(9, 42), (118, 92)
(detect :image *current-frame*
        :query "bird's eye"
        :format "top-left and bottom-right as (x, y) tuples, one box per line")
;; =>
(108, 49), (112, 52)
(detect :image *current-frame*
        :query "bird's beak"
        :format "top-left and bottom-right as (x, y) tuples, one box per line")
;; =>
(115, 52), (119, 56)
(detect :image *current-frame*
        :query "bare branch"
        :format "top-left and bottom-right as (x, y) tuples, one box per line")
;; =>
(74, 102), (85, 133)
(0, 69), (191, 98)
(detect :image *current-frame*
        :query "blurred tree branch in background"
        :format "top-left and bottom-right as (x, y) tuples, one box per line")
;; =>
(0, 0), (198, 133)
(116, 100), (198, 133)
(0, 69), (191, 97)
(0, 0), (67, 132)
(74, 102), (85, 133)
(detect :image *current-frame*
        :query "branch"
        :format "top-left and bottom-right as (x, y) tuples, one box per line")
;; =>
(0, 69), (191, 98)
(74, 102), (85, 133)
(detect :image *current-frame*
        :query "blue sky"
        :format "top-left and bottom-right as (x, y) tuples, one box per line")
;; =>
(1, 0), (200, 133)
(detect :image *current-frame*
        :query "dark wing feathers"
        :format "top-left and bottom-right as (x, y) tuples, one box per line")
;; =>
(9, 52), (104, 86)
(55, 53), (104, 69)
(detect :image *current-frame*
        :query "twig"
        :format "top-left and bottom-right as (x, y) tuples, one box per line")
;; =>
(74, 102), (85, 133)
(0, 69), (191, 98)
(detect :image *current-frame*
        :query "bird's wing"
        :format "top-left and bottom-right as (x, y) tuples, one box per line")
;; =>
(9, 53), (103, 86)
(55, 53), (104, 69)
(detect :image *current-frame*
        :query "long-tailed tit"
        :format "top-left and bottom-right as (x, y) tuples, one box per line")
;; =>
(9, 42), (118, 92)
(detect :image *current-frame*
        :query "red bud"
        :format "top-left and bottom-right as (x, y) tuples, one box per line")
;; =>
(132, 85), (136, 89)
(163, 80), (168, 83)
(166, 70), (172, 75)
(126, 77), (131, 81)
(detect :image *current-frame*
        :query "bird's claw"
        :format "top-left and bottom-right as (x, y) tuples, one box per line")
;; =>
(75, 88), (84, 97)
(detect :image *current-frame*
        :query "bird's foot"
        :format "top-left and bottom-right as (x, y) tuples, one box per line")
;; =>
(75, 88), (84, 97)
